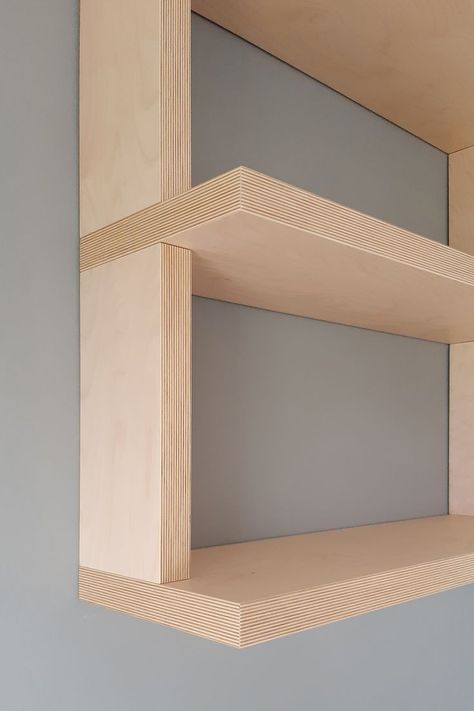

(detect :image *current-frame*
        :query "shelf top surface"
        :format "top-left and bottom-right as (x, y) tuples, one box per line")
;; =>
(167, 515), (474, 604)
(81, 167), (474, 344)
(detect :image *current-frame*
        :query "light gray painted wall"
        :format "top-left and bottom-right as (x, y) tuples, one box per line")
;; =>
(192, 302), (448, 547)
(191, 15), (448, 547)
(2, 5), (472, 711)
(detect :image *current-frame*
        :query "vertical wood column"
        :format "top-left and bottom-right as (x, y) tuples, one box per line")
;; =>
(450, 343), (474, 515)
(449, 146), (474, 256)
(80, 244), (191, 583)
(449, 146), (474, 515)
(80, 0), (191, 237)
(79, 2), (192, 584)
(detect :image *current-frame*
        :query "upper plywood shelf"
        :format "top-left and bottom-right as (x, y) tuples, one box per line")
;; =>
(192, 1), (474, 153)
(81, 167), (474, 344)
(80, 515), (474, 647)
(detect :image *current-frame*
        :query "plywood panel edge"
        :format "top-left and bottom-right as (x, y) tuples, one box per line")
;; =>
(160, 0), (191, 202)
(79, 567), (242, 647)
(449, 147), (474, 516)
(81, 167), (474, 286)
(160, 244), (192, 581)
(80, 0), (191, 236)
(239, 552), (474, 646)
(449, 343), (474, 515)
(449, 146), (474, 256)
(79, 515), (474, 647)
(79, 168), (243, 271)
(80, 243), (192, 584)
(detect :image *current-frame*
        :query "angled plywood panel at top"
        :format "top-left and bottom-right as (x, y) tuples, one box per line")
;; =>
(192, 0), (474, 152)
(80, 515), (474, 647)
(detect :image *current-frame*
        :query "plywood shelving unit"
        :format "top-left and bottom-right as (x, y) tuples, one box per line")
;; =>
(80, 166), (474, 644)
(79, 0), (474, 647)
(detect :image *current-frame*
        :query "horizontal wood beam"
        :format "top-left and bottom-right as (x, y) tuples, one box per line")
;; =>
(81, 167), (474, 344)
(80, 516), (474, 646)
(450, 343), (474, 515)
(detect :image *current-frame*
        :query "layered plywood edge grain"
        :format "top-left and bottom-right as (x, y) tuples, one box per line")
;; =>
(192, 0), (474, 152)
(449, 147), (474, 257)
(79, 515), (474, 647)
(448, 149), (474, 518)
(449, 344), (474, 516)
(80, 167), (474, 343)
(159, 245), (192, 582)
(80, 243), (191, 584)
(80, 0), (190, 236)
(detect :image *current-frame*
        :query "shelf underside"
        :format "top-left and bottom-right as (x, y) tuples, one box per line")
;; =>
(81, 167), (474, 344)
(192, 0), (474, 153)
(80, 515), (474, 647)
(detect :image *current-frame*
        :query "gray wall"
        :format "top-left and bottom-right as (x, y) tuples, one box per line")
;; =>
(2, 5), (473, 711)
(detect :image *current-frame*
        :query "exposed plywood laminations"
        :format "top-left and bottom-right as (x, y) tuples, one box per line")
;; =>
(80, 243), (191, 583)
(159, 244), (192, 583)
(80, 0), (190, 236)
(80, 515), (474, 647)
(448, 147), (474, 518)
(450, 344), (474, 516)
(192, 0), (474, 152)
(81, 167), (474, 344)
(449, 147), (474, 256)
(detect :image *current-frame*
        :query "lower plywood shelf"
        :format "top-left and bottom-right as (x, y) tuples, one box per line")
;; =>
(80, 515), (474, 647)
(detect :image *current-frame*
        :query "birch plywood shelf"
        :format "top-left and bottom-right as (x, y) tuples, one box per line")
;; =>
(80, 167), (474, 344)
(79, 1), (474, 649)
(80, 516), (474, 647)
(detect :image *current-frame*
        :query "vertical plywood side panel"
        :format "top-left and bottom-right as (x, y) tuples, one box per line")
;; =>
(80, 243), (192, 583)
(449, 148), (474, 515)
(160, 244), (192, 581)
(80, 0), (191, 237)
(449, 343), (474, 515)
(449, 146), (474, 256)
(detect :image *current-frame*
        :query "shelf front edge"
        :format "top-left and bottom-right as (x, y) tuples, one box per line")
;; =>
(79, 167), (474, 344)
(79, 516), (474, 647)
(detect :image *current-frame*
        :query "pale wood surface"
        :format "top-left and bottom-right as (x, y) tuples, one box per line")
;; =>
(81, 167), (474, 344)
(80, 0), (190, 237)
(449, 147), (474, 256)
(80, 515), (474, 646)
(448, 146), (474, 516)
(449, 344), (474, 516)
(159, 244), (192, 582)
(193, 0), (474, 152)
(80, 243), (191, 583)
